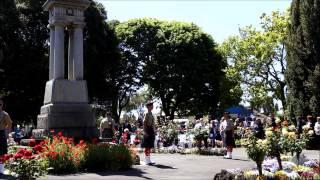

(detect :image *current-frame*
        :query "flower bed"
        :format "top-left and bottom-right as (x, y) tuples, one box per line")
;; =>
(1, 132), (135, 178)
(216, 158), (320, 180)
(214, 121), (319, 180)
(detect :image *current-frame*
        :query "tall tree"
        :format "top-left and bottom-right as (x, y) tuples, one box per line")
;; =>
(0, 0), (48, 124)
(286, 0), (320, 117)
(0, 0), (124, 124)
(84, 4), (142, 122)
(116, 18), (225, 119)
(221, 11), (289, 113)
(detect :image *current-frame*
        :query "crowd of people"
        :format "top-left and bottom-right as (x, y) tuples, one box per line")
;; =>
(2, 95), (320, 167)
(98, 102), (320, 163)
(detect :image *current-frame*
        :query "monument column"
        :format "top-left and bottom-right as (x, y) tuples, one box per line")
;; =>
(73, 24), (84, 80)
(36, 0), (96, 139)
(53, 24), (65, 79)
(68, 28), (74, 80)
(48, 24), (55, 80)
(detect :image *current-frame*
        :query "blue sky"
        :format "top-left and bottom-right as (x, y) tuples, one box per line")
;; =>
(97, 0), (291, 43)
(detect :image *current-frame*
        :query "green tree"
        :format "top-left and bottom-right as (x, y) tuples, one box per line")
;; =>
(116, 18), (225, 119)
(84, 3), (143, 122)
(221, 11), (289, 112)
(0, 0), (126, 124)
(0, 0), (48, 124)
(286, 0), (320, 117)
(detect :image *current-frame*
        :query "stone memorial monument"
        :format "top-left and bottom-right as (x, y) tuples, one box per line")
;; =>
(35, 0), (96, 138)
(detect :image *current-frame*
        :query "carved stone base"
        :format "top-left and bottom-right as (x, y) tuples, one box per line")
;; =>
(43, 79), (89, 104)
(35, 103), (97, 139)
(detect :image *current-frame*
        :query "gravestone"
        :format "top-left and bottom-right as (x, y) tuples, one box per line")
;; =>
(34, 0), (97, 139)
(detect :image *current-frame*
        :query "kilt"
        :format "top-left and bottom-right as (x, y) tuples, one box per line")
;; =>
(141, 127), (155, 148)
(225, 130), (235, 147)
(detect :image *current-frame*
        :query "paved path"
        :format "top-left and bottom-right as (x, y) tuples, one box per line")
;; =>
(45, 148), (320, 180)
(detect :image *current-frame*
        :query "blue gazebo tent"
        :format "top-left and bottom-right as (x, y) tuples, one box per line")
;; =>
(226, 106), (253, 117)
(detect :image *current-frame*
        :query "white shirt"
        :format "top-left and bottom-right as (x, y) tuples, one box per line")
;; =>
(314, 122), (320, 135)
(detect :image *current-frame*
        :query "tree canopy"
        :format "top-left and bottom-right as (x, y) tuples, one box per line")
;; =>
(116, 18), (226, 118)
(286, 0), (320, 117)
(220, 11), (289, 113)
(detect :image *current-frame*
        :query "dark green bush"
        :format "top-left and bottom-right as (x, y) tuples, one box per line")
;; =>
(83, 143), (133, 171)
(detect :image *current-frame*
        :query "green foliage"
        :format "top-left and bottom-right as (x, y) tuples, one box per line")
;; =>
(193, 127), (209, 141)
(0, 0), (127, 124)
(286, 0), (320, 117)
(116, 18), (225, 117)
(123, 90), (150, 113)
(6, 156), (48, 179)
(159, 122), (179, 146)
(221, 11), (289, 112)
(0, 0), (48, 124)
(84, 2), (142, 123)
(242, 134), (268, 176)
(84, 144), (133, 171)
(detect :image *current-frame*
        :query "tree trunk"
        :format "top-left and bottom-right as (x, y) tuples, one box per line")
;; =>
(296, 151), (301, 165)
(257, 162), (263, 177)
(279, 83), (286, 111)
(112, 97), (119, 123)
(276, 153), (283, 170)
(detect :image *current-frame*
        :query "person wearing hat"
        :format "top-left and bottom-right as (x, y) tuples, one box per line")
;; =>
(221, 112), (235, 159)
(142, 101), (156, 165)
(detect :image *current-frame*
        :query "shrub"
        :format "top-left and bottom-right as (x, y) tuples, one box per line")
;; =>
(83, 143), (133, 171)
(83, 143), (109, 171)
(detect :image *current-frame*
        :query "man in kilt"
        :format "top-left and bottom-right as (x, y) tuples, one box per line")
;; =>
(222, 112), (235, 159)
(142, 101), (156, 165)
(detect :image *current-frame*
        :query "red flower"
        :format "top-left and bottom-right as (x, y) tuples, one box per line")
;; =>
(50, 129), (55, 134)
(24, 150), (32, 157)
(68, 157), (73, 161)
(34, 144), (43, 153)
(91, 137), (98, 145)
(39, 140), (45, 146)
(17, 148), (26, 154)
(3, 154), (10, 161)
(14, 153), (23, 159)
(79, 140), (85, 145)
(58, 132), (63, 137)
(29, 139), (36, 147)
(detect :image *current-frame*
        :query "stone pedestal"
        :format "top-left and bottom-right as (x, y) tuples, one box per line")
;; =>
(34, 0), (96, 139)
(35, 79), (97, 139)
